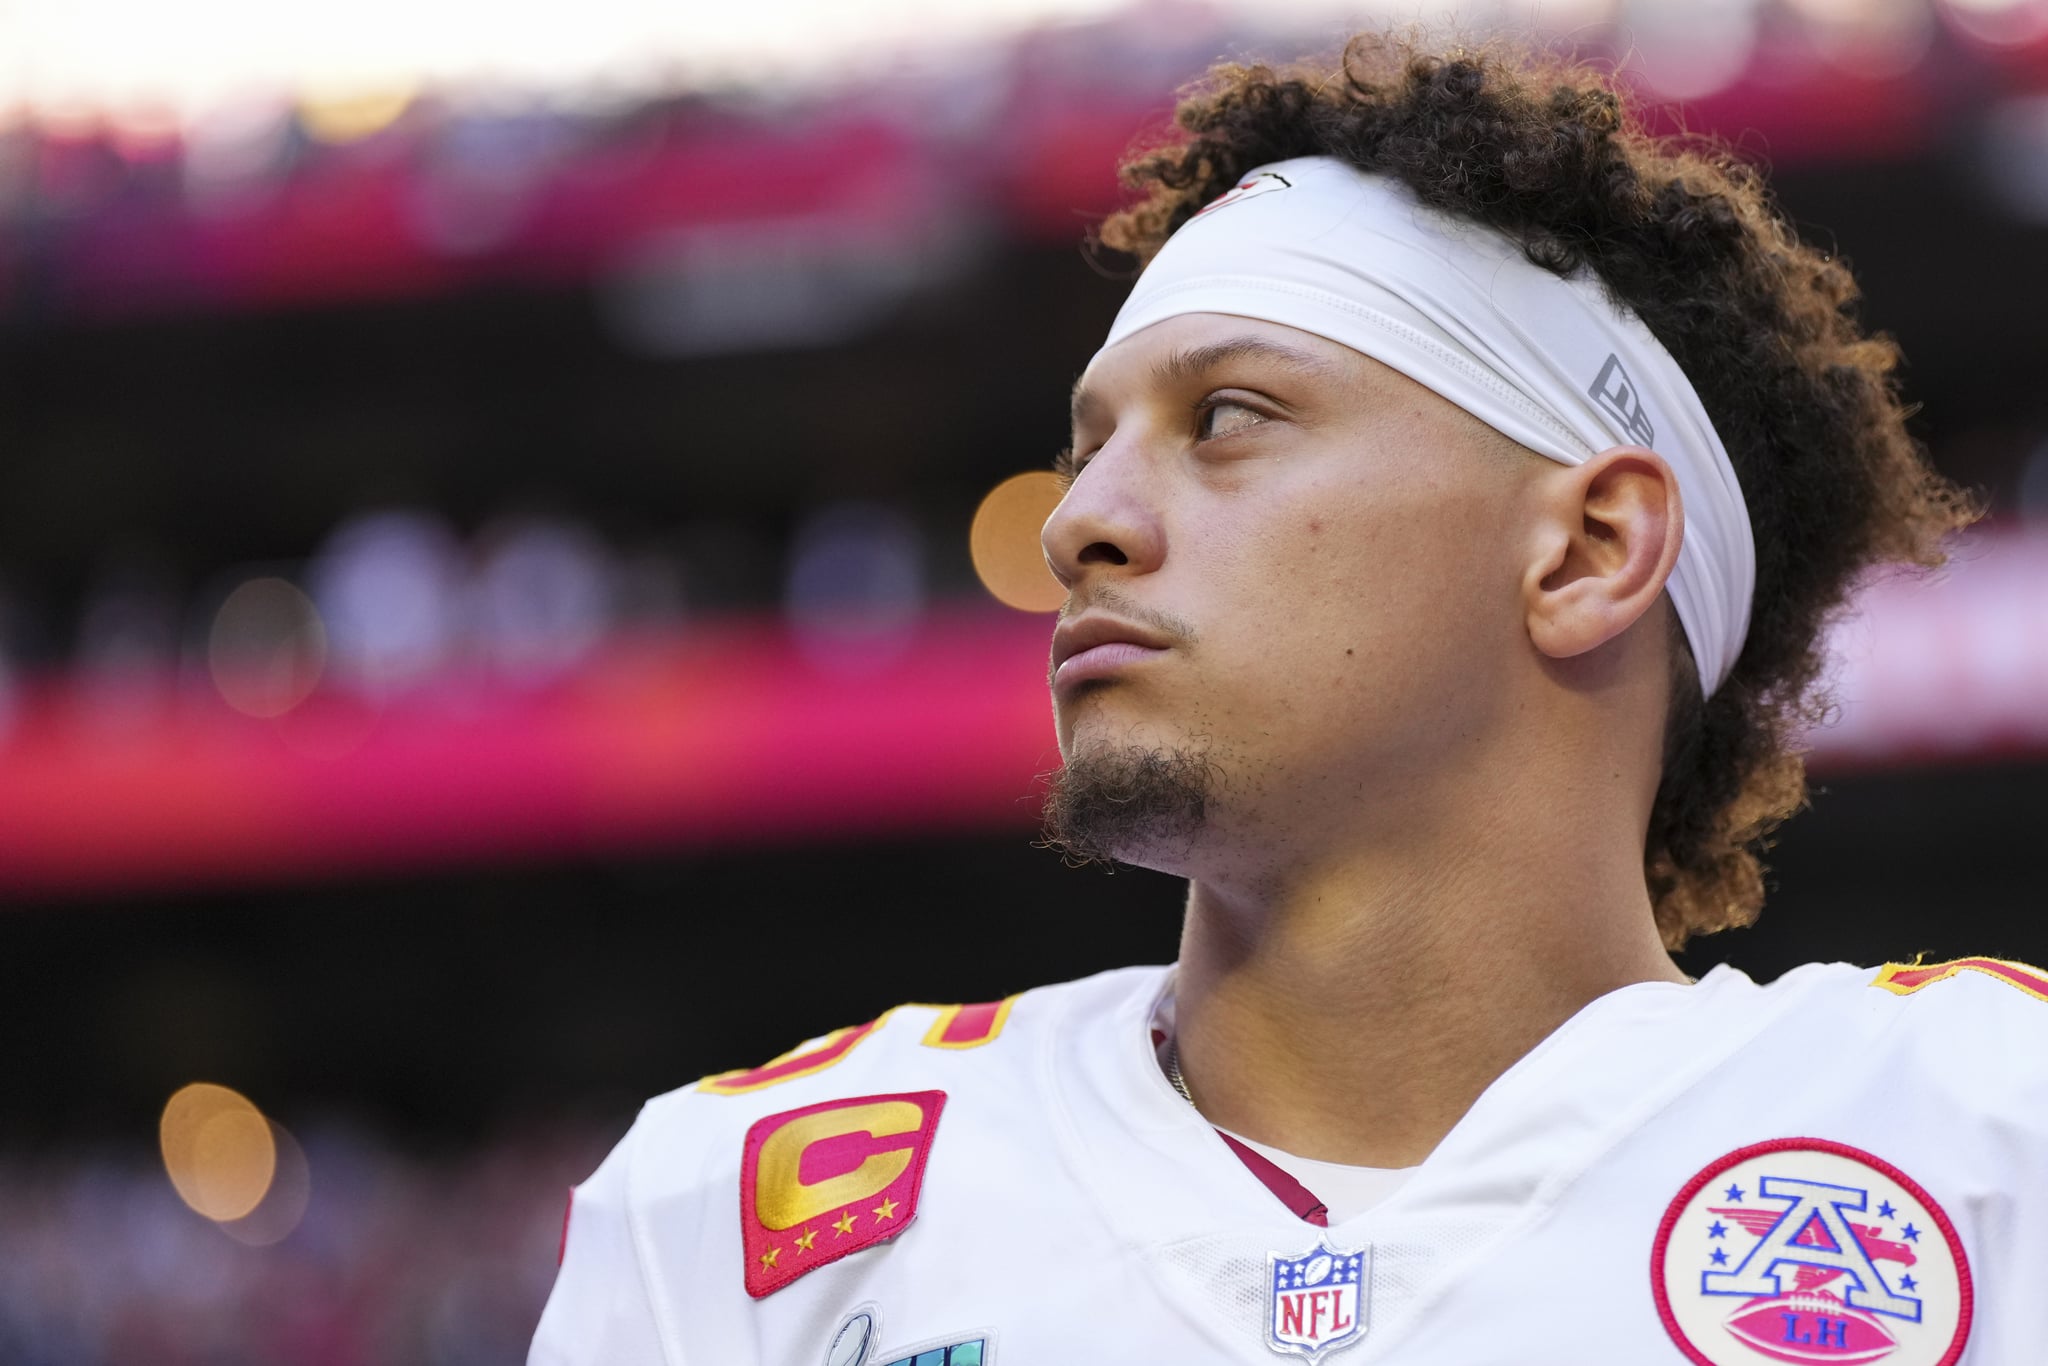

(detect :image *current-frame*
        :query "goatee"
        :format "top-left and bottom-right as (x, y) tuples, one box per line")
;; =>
(1039, 744), (1215, 867)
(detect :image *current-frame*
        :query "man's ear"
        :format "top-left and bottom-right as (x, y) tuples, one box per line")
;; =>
(1522, 445), (1685, 665)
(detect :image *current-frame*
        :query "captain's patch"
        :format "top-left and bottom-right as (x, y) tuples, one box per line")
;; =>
(741, 1090), (946, 1299)
(1651, 1138), (1972, 1366)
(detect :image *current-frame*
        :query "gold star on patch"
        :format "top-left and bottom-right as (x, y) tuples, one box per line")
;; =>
(759, 1246), (780, 1269)
(873, 1197), (899, 1221)
(795, 1228), (818, 1252)
(833, 1211), (858, 1236)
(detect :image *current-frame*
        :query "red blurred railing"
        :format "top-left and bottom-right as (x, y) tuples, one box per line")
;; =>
(0, 609), (1059, 898)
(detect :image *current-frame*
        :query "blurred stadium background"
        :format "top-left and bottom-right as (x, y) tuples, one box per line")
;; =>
(1, 0), (2045, 1360)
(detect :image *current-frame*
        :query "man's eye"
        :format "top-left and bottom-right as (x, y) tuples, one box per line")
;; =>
(1198, 400), (1267, 440)
(1053, 446), (1094, 488)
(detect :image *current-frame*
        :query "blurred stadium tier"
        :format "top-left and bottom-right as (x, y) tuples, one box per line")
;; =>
(0, 3), (2046, 1364)
(2, 3), (2048, 320)
(0, 535), (2040, 898)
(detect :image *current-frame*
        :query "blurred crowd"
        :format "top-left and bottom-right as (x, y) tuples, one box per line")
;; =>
(0, 1122), (608, 1366)
(0, 496), (955, 728)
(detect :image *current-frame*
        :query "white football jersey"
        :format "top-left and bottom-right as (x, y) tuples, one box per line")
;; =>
(529, 956), (2048, 1366)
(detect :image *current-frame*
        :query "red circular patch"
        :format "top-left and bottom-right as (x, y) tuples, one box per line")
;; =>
(1650, 1138), (1971, 1366)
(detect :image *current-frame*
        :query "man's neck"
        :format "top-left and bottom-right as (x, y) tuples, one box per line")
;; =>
(1167, 816), (1686, 1171)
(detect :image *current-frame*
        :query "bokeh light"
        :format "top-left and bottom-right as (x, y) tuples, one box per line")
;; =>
(470, 515), (616, 681)
(159, 1083), (277, 1223)
(1940, 0), (2048, 44)
(207, 576), (328, 718)
(969, 471), (1065, 613)
(298, 87), (414, 144)
(1622, 0), (1761, 100)
(785, 502), (926, 668)
(308, 509), (465, 694)
(1981, 93), (2048, 222)
(1790, 0), (1936, 76)
(182, 98), (293, 208)
(217, 1118), (312, 1246)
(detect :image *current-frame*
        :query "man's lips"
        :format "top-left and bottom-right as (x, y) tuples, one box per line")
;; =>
(1055, 640), (1169, 688)
(1051, 615), (1172, 690)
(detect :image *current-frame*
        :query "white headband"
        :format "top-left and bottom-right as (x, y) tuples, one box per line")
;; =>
(1094, 155), (1754, 696)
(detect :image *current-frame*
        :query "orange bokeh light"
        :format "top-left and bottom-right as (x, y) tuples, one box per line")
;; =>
(160, 1082), (277, 1223)
(968, 471), (1065, 613)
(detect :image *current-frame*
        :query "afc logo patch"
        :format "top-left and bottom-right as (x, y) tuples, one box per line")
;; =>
(1651, 1139), (1972, 1366)
(740, 1090), (946, 1299)
(1266, 1241), (1369, 1361)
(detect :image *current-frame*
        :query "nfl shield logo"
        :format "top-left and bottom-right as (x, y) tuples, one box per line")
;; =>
(1266, 1241), (1370, 1361)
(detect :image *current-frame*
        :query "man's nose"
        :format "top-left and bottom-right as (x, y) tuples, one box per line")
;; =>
(1041, 444), (1166, 590)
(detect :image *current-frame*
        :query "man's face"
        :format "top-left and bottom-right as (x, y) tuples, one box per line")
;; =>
(1041, 312), (1546, 875)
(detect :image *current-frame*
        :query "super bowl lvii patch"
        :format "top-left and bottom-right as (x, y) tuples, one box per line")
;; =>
(825, 1308), (991, 1366)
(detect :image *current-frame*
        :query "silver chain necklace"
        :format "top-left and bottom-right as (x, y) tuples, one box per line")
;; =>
(1165, 1036), (1195, 1106)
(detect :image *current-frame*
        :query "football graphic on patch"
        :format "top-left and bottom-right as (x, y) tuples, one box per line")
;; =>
(1651, 1139), (1971, 1366)
(1724, 1291), (1897, 1365)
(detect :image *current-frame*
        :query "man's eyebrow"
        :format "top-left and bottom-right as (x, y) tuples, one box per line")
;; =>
(1068, 335), (1339, 429)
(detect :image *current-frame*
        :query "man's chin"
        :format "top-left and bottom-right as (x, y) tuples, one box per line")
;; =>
(1053, 701), (1183, 760)
(1039, 742), (1214, 869)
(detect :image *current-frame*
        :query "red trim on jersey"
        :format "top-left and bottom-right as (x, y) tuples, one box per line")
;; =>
(1153, 1026), (1334, 1227)
(698, 1018), (884, 1095)
(1217, 1130), (1330, 1228)
(922, 997), (1016, 1049)
(1873, 955), (2048, 1004)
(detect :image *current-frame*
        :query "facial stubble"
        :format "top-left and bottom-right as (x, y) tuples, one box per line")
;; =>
(1039, 737), (1218, 868)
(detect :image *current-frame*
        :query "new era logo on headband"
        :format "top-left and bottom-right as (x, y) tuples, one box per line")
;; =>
(1589, 354), (1655, 446)
(1191, 171), (1293, 221)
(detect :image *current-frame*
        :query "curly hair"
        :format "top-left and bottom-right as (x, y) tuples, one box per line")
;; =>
(1096, 30), (1977, 950)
